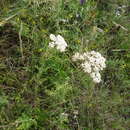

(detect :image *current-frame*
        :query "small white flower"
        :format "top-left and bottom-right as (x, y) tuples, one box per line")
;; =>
(90, 72), (101, 83)
(90, 72), (96, 79)
(79, 55), (85, 60)
(72, 52), (81, 61)
(93, 66), (100, 72)
(56, 44), (66, 52)
(81, 61), (91, 73)
(88, 57), (96, 64)
(89, 51), (96, 56)
(93, 77), (101, 83)
(50, 34), (57, 41)
(95, 52), (102, 58)
(49, 34), (67, 52)
(95, 72), (101, 79)
(57, 35), (66, 43)
(49, 42), (55, 48)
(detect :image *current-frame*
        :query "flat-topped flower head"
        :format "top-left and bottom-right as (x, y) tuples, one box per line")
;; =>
(72, 51), (106, 83)
(49, 34), (67, 52)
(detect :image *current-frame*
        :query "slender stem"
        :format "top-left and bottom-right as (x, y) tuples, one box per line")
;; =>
(19, 22), (24, 59)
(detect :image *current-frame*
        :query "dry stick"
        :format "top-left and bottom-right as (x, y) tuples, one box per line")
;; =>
(0, 6), (30, 26)
(0, 13), (18, 26)
(19, 22), (24, 59)
(112, 49), (130, 52)
(112, 21), (128, 32)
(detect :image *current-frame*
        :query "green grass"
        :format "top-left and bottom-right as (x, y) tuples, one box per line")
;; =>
(0, 0), (130, 129)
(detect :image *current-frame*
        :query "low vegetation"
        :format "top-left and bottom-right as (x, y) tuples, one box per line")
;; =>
(0, 0), (130, 129)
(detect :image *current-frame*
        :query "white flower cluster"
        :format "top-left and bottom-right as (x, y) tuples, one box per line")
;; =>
(72, 51), (106, 83)
(49, 34), (67, 52)
(48, 34), (106, 83)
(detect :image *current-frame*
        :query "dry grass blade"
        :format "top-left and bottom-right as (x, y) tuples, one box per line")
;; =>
(19, 22), (24, 59)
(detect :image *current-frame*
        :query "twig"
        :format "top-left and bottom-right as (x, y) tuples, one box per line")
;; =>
(0, 13), (18, 26)
(112, 49), (130, 52)
(19, 22), (24, 59)
(113, 21), (128, 32)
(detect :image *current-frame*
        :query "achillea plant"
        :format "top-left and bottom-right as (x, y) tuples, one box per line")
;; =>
(48, 34), (106, 83)
(72, 51), (106, 83)
(49, 34), (67, 52)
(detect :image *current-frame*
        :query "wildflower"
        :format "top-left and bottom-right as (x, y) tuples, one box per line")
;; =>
(81, 61), (92, 73)
(50, 34), (57, 41)
(49, 34), (67, 52)
(80, 0), (86, 5)
(90, 72), (101, 83)
(72, 51), (106, 83)
(72, 52), (84, 61)
(49, 42), (55, 48)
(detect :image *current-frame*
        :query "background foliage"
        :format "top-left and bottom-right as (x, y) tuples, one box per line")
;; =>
(0, 0), (130, 129)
